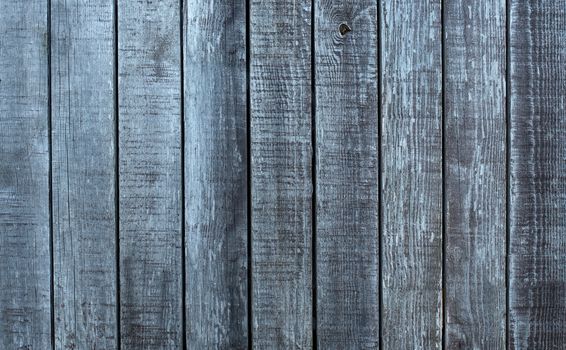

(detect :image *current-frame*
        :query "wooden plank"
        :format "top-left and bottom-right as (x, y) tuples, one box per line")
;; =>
(443, 0), (506, 348)
(50, 1), (118, 348)
(0, 1), (51, 348)
(250, 0), (313, 347)
(184, 1), (248, 348)
(314, 1), (379, 348)
(509, 2), (566, 348)
(380, 1), (443, 348)
(118, 0), (182, 348)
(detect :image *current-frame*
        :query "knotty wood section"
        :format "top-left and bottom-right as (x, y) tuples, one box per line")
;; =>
(380, 1), (443, 348)
(51, 0), (118, 348)
(184, 1), (248, 348)
(250, 0), (313, 347)
(509, 2), (566, 348)
(118, 0), (183, 347)
(0, 0), (51, 348)
(444, 0), (506, 348)
(314, 1), (379, 348)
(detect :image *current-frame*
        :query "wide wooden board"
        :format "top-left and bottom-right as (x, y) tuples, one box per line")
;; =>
(314, 1), (380, 348)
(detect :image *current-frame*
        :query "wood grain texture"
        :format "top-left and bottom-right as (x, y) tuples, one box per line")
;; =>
(118, 0), (182, 348)
(380, 1), (443, 348)
(184, 1), (248, 348)
(314, 1), (379, 348)
(0, 1), (51, 348)
(509, 2), (566, 348)
(51, 1), (118, 348)
(444, 1), (506, 348)
(250, 0), (313, 347)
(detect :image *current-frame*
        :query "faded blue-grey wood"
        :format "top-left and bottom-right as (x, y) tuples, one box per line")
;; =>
(184, 1), (248, 348)
(118, 0), (183, 348)
(444, 0), (507, 348)
(0, 0), (51, 348)
(380, 1), (443, 348)
(51, 0), (118, 348)
(250, 0), (313, 347)
(509, 1), (566, 348)
(314, 1), (379, 348)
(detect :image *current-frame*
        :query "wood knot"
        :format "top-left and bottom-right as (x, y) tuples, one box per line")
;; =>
(339, 23), (352, 36)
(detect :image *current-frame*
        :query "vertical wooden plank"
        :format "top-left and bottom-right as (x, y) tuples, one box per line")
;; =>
(509, 2), (566, 348)
(51, 1), (117, 348)
(314, 1), (379, 348)
(184, 1), (248, 348)
(444, 0), (506, 348)
(0, 0), (51, 348)
(380, 1), (442, 348)
(250, 0), (313, 347)
(118, 0), (182, 348)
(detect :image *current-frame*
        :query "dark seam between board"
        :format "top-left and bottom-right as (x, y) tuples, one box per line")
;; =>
(310, 0), (318, 348)
(505, 0), (511, 348)
(441, 0), (447, 348)
(113, 0), (121, 348)
(246, 0), (253, 348)
(180, 0), (187, 348)
(377, 1), (384, 348)
(47, 0), (55, 347)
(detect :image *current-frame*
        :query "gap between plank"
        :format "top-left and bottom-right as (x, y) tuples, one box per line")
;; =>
(47, 0), (55, 348)
(180, 0), (187, 348)
(113, 0), (121, 348)
(441, 0), (447, 348)
(505, 0), (511, 347)
(376, 1), (384, 348)
(310, 0), (318, 348)
(246, 0), (253, 348)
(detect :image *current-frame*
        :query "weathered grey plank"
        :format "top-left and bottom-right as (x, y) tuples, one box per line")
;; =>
(118, 0), (182, 348)
(250, 0), (313, 347)
(509, 2), (566, 348)
(380, 1), (443, 348)
(0, 1), (51, 348)
(314, 1), (379, 348)
(51, 1), (118, 348)
(184, 1), (248, 348)
(444, 0), (506, 348)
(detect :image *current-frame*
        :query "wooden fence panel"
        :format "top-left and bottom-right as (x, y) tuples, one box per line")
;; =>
(184, 1), (249, 348)
(314, 1), (379, 348)
(250, 0), (313, 347)
(509, 2), (566, 348)
(118, 0), (183, 348)
(51, 1), (118, 348)
(0, 1), (51, 348)
(380, 1), (443, 348)
(444, 0), (507, 348)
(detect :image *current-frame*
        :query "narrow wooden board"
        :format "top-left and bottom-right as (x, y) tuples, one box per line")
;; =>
(184, 1), (248, 348)
(250, 0), (313, 347)
(509, 2), (566, 348)
(380, 1), (443, 348)
(51, 1), (118, 348)
(314, 1), (379, 348)
(444, 0), (506, 348)
(0, 0), (51, 348)
(118, 0), (183, 347)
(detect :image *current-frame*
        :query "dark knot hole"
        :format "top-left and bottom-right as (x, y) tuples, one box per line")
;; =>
(339, 23), (352, 36)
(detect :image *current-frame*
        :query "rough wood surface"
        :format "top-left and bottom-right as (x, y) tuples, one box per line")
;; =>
(314, 1), (379, 348)
(0, 1), (51, 348)
(184, 1), (248, 348)
(250, 0), (313, 347)
(380, 1), (443, 348)
(51, 1), (118, 348)
(509, 2), (566, 348)
(444, 0), (506, 348)
(118, 0), (183, 348)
